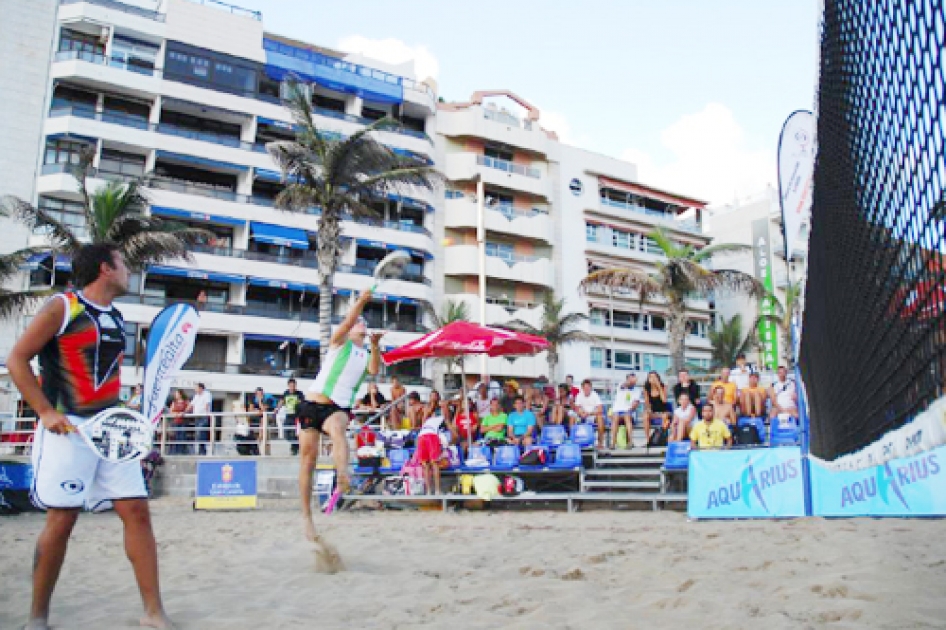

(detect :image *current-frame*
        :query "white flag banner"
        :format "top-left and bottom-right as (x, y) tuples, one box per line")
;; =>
(778, 110), (816, 261)
(142, 304), (200, 426)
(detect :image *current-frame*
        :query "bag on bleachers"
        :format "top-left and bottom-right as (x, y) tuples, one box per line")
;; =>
(383, 476), (405, 495)
(616, 426), (628, 449)
(500, 475), (524, 496)
(648, 426), (669, 448)
(519, 447), (547, 466)
(735, 423), (762, 446)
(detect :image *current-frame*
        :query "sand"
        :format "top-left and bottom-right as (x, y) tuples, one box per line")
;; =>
(1, 500), (944, 629)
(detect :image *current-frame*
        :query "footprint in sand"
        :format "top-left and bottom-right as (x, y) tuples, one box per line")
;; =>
(677, 579), (695, 593)
(561, 568), (585, 581)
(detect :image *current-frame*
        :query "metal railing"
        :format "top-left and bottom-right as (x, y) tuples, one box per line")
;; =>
(476, 155), (541, 179)
(61, 0), (166, 21)
(185, 0), (261, 20)
(599, 197), (702, 233)
(483, 108), (534, 130)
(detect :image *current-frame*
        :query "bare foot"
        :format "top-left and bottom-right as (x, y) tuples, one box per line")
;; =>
(312, 536), (345, 574)
(23, 619), (50, 630)
(140, 612), (175, 629)
(304, 516), (318, 542)
(336, 474), (351, 494)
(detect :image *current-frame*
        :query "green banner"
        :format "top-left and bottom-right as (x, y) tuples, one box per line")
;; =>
(752, 219), (780, 370)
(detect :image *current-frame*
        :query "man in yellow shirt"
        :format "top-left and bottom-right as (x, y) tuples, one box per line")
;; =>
(689, 403), (733, 449)
(711, 367), (738, 405)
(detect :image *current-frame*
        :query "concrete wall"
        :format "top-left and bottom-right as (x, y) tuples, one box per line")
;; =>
(164, 0), (265, 62)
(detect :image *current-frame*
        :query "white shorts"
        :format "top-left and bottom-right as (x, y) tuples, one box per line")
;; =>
(31, 423), (146, 511)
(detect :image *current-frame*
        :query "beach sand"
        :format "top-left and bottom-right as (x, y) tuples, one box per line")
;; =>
(1, 500), (944, 629)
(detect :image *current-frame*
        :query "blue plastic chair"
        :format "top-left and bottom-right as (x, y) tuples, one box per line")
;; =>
(492, 445), (521, 470)
(737, 416), (768, 445)
(462, 445), (492, 470)
(663, 441), (691, 470)
(770, 420), (800, 447)
(571, 423), (596, 447)
(539, 425), (567, 447)
(381, 448), (412, 473)
(550, 443), (582, 469)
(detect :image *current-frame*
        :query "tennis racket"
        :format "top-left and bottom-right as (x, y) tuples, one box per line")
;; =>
(73, 407), (153, 463)
(370, 249), (412, 292)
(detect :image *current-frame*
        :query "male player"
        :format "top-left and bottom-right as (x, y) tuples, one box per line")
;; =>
(297, 288), (382, 541)
(8, 243), (172, 629)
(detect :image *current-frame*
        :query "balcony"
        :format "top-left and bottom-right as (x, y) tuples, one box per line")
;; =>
(444, 198), (552, 243)
(585, 231), (665, 264)
(597, 197), (703, 235)
(60, 0), (166, 21)
(437, 106), (550, 156)
(51, 50), (161, 95)
(447, 293), (544, 329)
(444, 153), (549, 199)
(443, 244), (554, 288)
(155, 121), (250, 150)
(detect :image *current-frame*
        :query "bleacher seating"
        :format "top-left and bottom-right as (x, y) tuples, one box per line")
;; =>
(663, 441), (691, 470)
(571, 423), (596, 447)
(736, 416), (768, 445)
(550, 443), (582, 469)
(381, 448), (412, 473)
(464, 445), (491, 469)
(770, 420), (800, 447)
(539, 425), (567, 448)
(492, 445), (521, 470)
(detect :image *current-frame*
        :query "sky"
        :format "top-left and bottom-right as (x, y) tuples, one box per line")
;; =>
(232, 0), (820, 207)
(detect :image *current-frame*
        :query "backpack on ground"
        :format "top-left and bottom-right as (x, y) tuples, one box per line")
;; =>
(519, 447), (547, 466)
(648, 426), (669, 448)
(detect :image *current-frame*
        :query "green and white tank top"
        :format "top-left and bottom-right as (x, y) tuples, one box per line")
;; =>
(309, 339), (369, 408)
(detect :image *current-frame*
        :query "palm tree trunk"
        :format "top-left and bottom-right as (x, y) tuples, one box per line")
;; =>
(667, 302), (688, 375)
(546, 349), (557, 384)
(318, 274), (333, 363)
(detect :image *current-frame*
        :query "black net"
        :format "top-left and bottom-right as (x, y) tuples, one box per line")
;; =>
(801, 0), (946, 460)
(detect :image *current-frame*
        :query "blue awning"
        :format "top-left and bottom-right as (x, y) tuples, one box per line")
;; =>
(23, 253), (71, 271)
(387, 193), (435, 213)
(249, 222), (309, 249)
(253, 168), (301, 184)
(150, 206), (245, 227)
(248, 277), (320, 293)
(406, 248), (434, 261)
(146, 265), (244, 284)
(155, 150), (248, 172)
(301, 339), (320, 349)
(375, 294), (416, 305)
(355, 238), (391, 250)
(257, 117), (296, 132)
(244, 334), (296, 344)
(333, 287), (353, 296)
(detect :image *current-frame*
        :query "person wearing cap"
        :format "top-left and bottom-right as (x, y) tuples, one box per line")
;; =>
(499, 380), (519, 415)
(296, 292), (382, 543)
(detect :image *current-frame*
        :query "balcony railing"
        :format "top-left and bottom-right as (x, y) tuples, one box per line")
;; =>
(476, 155), (541, 179)
(485, 250), (545, 265)
(185, 0), (261, 20)
(49, 105), (150, 129)
(483, 108), (534, 130)
(147, 176), (240, 201)
(60, 0), (166, 21)
(599, 197), (702, 233)
(156, 122), (250, 149)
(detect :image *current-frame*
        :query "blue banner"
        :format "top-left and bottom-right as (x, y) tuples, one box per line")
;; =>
(0, 462), (32, 490)
(688, 447), (806, 519)
(811, 445), (946, 516)
(195, 461), (257, 510)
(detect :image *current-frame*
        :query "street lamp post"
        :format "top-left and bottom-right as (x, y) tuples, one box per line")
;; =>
(476, 176), (487, 381)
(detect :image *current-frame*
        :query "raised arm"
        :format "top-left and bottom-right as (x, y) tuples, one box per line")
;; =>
(331, 289), (374, 347)
(368, 331), (383, 376)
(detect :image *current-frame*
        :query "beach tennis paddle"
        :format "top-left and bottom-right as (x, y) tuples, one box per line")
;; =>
(323, 488), (343, 514)
(370, 249), (412, 292)
(72, 407), (153, 463)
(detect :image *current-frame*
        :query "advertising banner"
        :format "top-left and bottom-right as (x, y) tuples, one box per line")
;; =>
(195, 461), (258, 510)
(143, 304), (200, 426)
(0, 461), (37, 515)
(811, 444), (946, 516)
(688, 447), (806, 519)
(752, 218), (780, 370)
(777, 110), (816, 261)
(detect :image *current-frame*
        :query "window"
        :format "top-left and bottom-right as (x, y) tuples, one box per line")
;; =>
(123, 323), (139, 367)
(687, 357), (711, 369)
(444, 189), (465, 200)
(314, 94), (346, 112)
(165, 42), (258, 96)
(44, 139), (90, 166)
(161, 109), (242, 139)
(362, 106), (387, 121)
(590, 347), (605, 369)
(37, 197), (86, 238)
(59, 28), (104, 57)
(51, 85), (97, 111)
(643, 354), (671, 374)
(485, 241), (514, 262)
(614, 351), (641, 371)
(586, 223), (599, 242)
(484, 146), (513, 162)
(612, 228), (633, 249)
(651, 315), (667, 331)
(401, 115), (426, 133)
(612, 311), (640, 329)
(589, 308), (609, 325)
(643, 236), (662, 255)
(689, 320), (708, 338)
(110, 35), (158, 75)
(103, 96), (150, 122)
(99, 149), (145, 177)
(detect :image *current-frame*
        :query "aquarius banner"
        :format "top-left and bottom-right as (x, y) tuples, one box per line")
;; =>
(195, 461), (258, 510)
(688, 447), (806, 519)
(142, 304), (199, 426)
(811, 444), (946, 516)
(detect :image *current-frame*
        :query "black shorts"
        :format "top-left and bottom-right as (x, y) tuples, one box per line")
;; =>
(298, 401), (349, 434)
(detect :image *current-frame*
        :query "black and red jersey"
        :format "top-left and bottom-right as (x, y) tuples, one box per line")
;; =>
(38, 292), (125, 416)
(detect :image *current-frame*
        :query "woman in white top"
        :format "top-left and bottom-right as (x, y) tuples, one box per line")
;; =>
(670, 393), (697, 442)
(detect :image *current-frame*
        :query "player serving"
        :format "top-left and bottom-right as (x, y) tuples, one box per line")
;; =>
(7, 243), (173, 629)
(297, 287), (382, 542)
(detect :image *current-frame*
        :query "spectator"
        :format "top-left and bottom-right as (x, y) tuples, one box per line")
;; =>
(500, 380), (519, 414)
(643, 371), (670, 447)
(550, 382), (575, 426)
(610, 373), (641, 449)
(525, 385), (549, 429)
(565, 374), (579, 398)
(740, 373), (767, 419)
(404, 391), (425, 430)
(711, 385), (738, 427)
(574, 379), (605, 449)
(356, 381), (388, 411)
(126, 384), (143, 412)
(239, 388), (267, 456)
(769, 366), (799, 423)
(672, 369), (701, 410)
(167, 389), (189, 455)
(670, 393), (697, 442)
(415, 412), (450, 495)
(444, 395), (478, 452)
(278, 378), (303, 456)
(471, 382), (491, 418)
(480, 398), (508, 446)
(506, 396), (537, 448)
(535, 374), (556, 399)
(423, 390), (442, 422)
(731, 353), (753, 392)
(711, 368), (739, 406)
(388, 376), (407, 430)
(690, 403), (733, 449)
(187, 383), (213, 456)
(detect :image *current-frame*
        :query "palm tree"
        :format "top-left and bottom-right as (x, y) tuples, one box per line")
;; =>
(758, 280), (803, 368)
(496, 292), (595, 381)
(424, 299), (471, 383)
(579, 227), (765, 374)
(4, 148), (209, 270)
(0, 207), (54, 319)
(708, 314), (756, 368)
(267, 80), (443, 359)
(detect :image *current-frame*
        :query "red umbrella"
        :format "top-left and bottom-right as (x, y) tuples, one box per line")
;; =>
(382, 321), (549, 364)
(382, 321), (549, 447)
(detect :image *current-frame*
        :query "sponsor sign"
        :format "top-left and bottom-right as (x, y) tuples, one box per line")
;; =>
(195, 461), (258, 510)
(811, 444), (946, 516)
(688, 447), (806, 518)
(777, 110), (816, 261)
(752, 218), (780, 370)
(142, 304), (200, 426)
